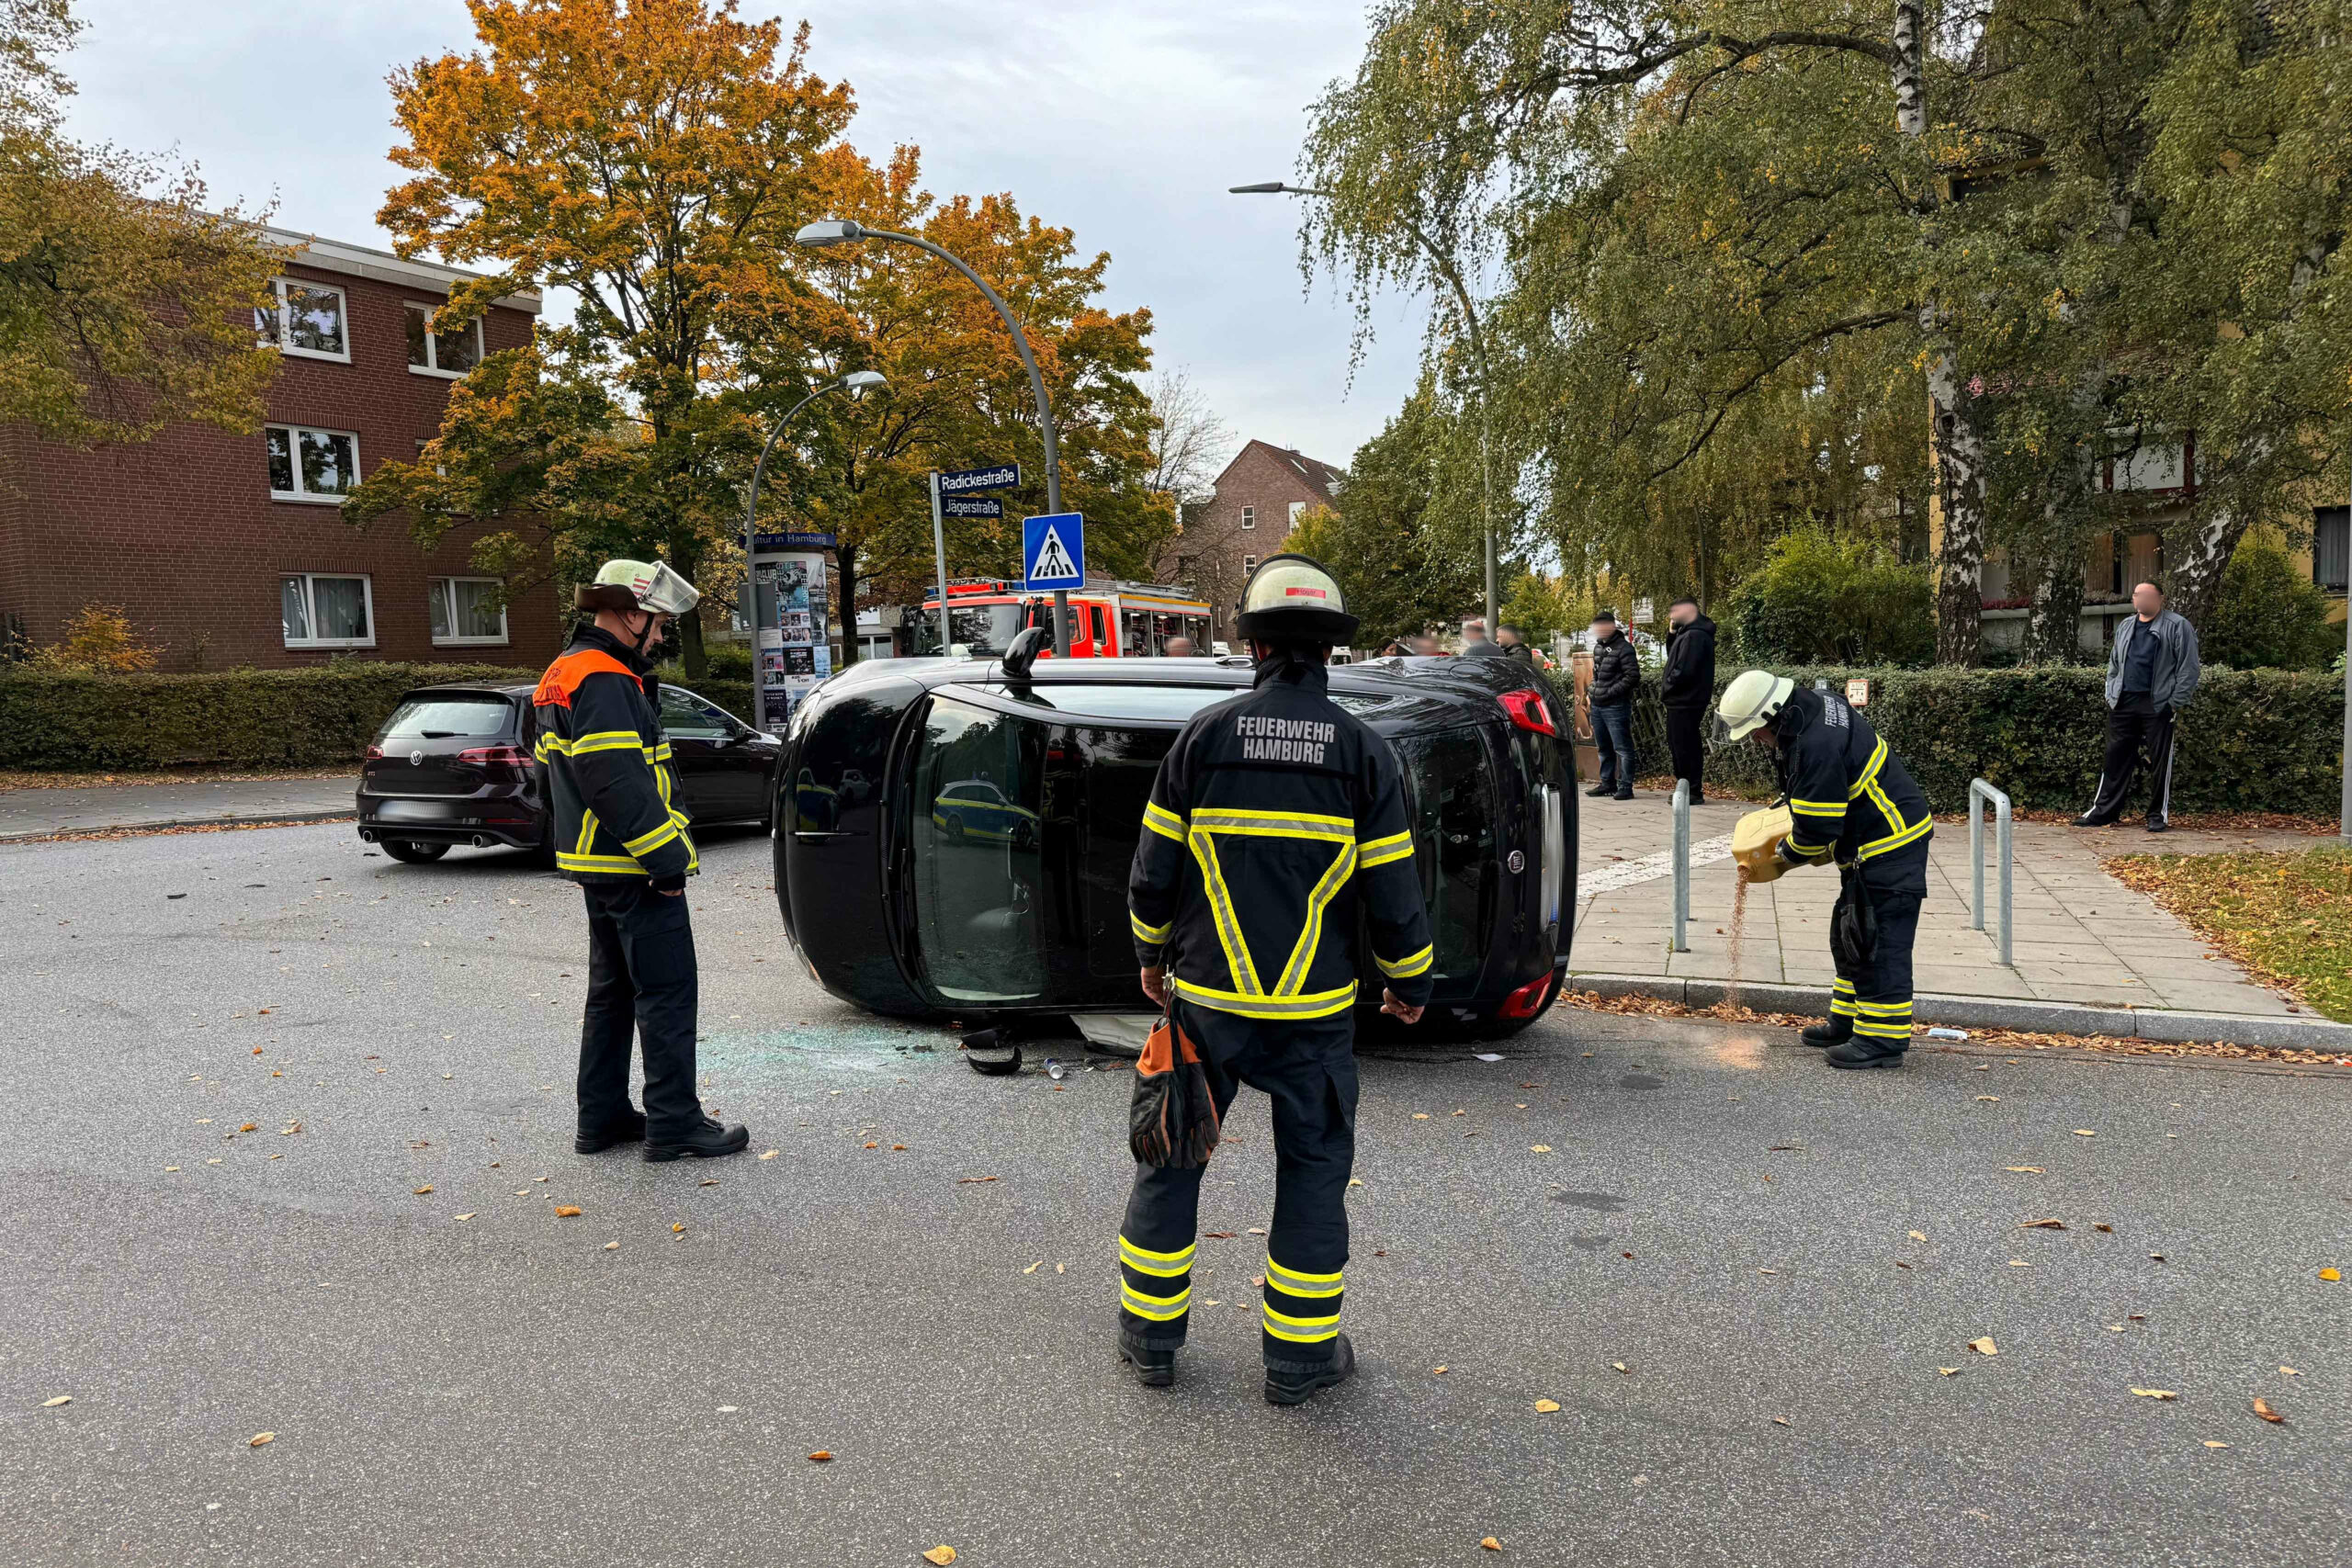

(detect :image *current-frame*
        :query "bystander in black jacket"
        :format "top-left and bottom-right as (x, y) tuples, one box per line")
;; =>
(1661, 613), (1717, 803)
(1587, 628), (1640, 705)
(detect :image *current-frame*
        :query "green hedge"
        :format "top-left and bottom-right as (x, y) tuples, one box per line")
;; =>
(1652, 665), (2345, 816)
(0, 662), (541, 770)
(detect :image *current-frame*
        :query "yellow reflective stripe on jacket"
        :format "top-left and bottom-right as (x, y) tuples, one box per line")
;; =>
(1847, 738), (1888, 800)
(1171, 977), (1355, 1019)
(1858, 816), (1933, 860)
(1359, 829), (1412, 867)
(1375, 942), (1433, 979)
(1789, 799), (1847, 818)
(1190, 807), (1353, 842)
(1143, 801), (1186, 841)
(1118, 1235), (1194, 1275)
(1187, 830), (1264, 997)
(1131, 910), (1172, 944)
(556, 851), (650, 875)
(623, 818), (681, 857)
(1120, 1283), (1192, 1321)
(1273, 842), (1356, 996)
(1785, 839), (1833, 859)
(1265, 1257), (1342, 1295)
(570, 729), (646, 756)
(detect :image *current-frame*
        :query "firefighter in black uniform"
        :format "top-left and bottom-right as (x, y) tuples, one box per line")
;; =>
(535, 558), (750, 1160)
(1715, 671), (1933, 1069)
(1118, 555), (1436, 1404)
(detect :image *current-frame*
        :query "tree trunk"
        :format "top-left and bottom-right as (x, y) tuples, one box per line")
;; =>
(834, 544), (859, 668)
(2165, 507), (2241, 629)
(1926, 346), (1987, 666)
(2026, 537), (2087, 662)
(676, 601), (707, 680)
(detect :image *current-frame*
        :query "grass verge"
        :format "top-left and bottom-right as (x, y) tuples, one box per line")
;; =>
(2106, 847), (2352, 1024)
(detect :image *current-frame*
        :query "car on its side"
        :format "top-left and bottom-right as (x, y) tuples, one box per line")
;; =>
(357, 680), (782, 863)
(773, 653), (1576, 1043)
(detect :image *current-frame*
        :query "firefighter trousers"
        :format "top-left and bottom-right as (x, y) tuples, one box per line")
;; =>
(1829, 872), (1922, 1050)
(578, 884), (707, 1139)
(1117, 998), (1358, 1374)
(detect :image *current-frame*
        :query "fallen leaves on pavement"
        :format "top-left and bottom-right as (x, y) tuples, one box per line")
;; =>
(2252, 1398), (2286, 1424)
(553, 1205), (582, 1217)
(1533, 1399), (1559, 1413)
(2107, 847), (2352, 1022)
(2130, 1387), (2177, 1400)
(42, 1395), (71, 1407)
(1480, 1539), (1503, 1552)
(923, 1547), (957, 1565)
(248, 1432), (274, 1448)
(2019, 1219), (2066, 1230)
(1968, 1337), (1997, 1356)
(808, 1450), (832, 1461)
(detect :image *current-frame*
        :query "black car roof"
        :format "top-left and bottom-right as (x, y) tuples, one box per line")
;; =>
(398, 682), (537, 698)
(827, 652), (1545, 701)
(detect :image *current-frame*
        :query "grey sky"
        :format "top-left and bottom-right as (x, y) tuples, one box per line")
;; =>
(61, 0), (1430, 476)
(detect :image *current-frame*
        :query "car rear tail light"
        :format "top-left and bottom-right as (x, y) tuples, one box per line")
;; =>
(1498, 690), (1555, 736)
(1497, 971), (1555, 1019)
(458, 744), (532, 768)
(365, 744), (384, 761)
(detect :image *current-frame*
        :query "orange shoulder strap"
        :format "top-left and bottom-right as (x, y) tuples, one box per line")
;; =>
(533, 649), (639, 708)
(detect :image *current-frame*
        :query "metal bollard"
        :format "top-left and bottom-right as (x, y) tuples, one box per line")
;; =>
(1671, 778), (1690, 953)
(1968, 777), (2013, 968)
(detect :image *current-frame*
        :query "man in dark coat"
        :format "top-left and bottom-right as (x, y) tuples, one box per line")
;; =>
(1660, 597), (1717, 803)
(1585, 610), (1641, 799)
(2074, 581), (2200, 832)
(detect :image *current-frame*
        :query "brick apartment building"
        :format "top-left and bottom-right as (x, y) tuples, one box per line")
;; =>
(1159, 438), (1345, 639)
(0, 227), (550, 671)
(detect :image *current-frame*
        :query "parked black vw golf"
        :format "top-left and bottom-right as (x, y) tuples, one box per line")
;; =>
(358, 681), (782, 863)
(773, 653), (1576, 1041)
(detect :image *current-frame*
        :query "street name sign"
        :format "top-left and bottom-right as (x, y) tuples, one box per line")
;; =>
(941, 496), (1003, 519)
(939, 464), (1020, 495)
(1023, 512), (1086, 591)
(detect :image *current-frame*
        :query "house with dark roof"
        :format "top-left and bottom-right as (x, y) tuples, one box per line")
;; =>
(1158, 438), (1345, 639)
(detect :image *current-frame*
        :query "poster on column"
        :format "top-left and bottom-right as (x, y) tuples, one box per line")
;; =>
(751, 531), (835, 731)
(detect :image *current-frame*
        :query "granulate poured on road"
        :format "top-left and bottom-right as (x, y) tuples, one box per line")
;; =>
(1724, 871), (1749, 1010)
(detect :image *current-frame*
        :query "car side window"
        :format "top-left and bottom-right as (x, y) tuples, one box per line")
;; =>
(659, 686), (729, 739)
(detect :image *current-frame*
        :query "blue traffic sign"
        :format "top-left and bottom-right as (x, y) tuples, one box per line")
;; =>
(939, 463), (1020, 495)
(941, 495), (1002, 519)
(1022, 512), (1085, 591)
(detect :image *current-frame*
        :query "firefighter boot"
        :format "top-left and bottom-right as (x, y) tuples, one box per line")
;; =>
(1265, 1333), (1356, 1406)
(1801, 1017), (1852, 1049)
(1824, 1037), (1906, 1070)
(644, 1116), (751, 1161)
(1117, 1338), (1175, 1388)
(573, 1107), (647, 1154)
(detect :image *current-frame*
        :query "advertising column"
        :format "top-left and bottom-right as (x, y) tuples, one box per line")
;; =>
(750, 529), (835, 732)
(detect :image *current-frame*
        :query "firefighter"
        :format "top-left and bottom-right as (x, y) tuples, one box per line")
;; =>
(535, 559), (750, 1161)
(1715, 671), (1933, 1069)
(1118, 554), (1436, 1404)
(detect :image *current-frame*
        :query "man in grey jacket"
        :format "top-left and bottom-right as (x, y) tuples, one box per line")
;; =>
(2074, 581), (2200, 833)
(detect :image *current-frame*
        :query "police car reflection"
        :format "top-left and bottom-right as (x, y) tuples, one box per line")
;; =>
(773, 654), (1577, 1043)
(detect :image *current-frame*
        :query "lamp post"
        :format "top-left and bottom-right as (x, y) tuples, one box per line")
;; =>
(1230, 181), (1498, 637)
(794, 219), (1071, 657)
(741, 369), (887, 647)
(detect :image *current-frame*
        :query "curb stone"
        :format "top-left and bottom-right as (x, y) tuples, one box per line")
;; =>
(1566, 972), (2352, 1052)
(0, 808), (355, 843)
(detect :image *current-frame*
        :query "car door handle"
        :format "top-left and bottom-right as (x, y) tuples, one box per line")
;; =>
(794, 830), (852, 842)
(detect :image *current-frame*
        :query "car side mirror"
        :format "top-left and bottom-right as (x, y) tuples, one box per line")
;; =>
(999, 626), (1051, 689)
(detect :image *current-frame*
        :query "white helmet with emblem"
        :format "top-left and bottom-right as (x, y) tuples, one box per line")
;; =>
(1714, 669), (1795, 742)
(575, 558), (700, 617)
(1235, 553), (1359, 645)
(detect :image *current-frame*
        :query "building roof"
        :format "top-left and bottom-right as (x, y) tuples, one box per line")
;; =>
(1214, 439), (1346, 504)
(264, 226), (544, 315)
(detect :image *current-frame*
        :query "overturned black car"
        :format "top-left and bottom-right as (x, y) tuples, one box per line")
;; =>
(772, 653), (1576, 1044)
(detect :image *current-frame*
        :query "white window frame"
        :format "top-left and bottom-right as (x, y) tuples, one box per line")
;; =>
(404, 301), (486, 378)
(1287, 501), (1306, 531)
(1242, 554), (1258, 576)
(266, 423), (363, 504)
(428, 576), (510, 647)
(1239, 504), (1256, 531)
(256, 277), (352, 364)
(281, 573), (376, 650)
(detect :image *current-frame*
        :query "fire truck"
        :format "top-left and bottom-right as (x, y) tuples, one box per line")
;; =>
(910, 578), (1216, 659)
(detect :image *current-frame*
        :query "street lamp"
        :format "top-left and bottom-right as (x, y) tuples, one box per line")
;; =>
(794, 218), (1072, 656)
(1230, 182), (1499, 637)
(741, 368), (888, 652)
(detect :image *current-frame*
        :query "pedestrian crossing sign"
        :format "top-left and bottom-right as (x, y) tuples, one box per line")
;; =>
(1023, 512), (1086, 591)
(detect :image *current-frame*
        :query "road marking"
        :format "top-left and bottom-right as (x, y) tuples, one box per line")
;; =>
(1581, 834), (1733, 897)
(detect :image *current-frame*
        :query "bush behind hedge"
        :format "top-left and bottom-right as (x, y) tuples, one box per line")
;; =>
(1655, 664), (2344, 816)
(0, 663), (542, 770)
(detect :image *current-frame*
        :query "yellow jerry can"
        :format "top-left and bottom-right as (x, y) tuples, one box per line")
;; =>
(1732, 806), (1794, 883)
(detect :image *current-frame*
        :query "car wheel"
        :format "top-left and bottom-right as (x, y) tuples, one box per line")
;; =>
(1011, 820), (1037, 850)
(381, 840), (450, 864)
(941, 813), (964, 840)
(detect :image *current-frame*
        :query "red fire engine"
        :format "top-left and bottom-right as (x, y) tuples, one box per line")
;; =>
(912, 578), (1216, 659)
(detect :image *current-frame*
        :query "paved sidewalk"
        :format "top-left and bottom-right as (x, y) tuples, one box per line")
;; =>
(0, 775), (356, 839)
(1572, 791), (2325, 1020)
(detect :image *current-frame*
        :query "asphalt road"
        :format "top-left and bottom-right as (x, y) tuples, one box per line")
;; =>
(3, 823), (2346, 1567)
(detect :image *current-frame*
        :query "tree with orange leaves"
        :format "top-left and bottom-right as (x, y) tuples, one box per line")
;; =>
(752, 142), (1166, 662)
(345, 0), (855, 678)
